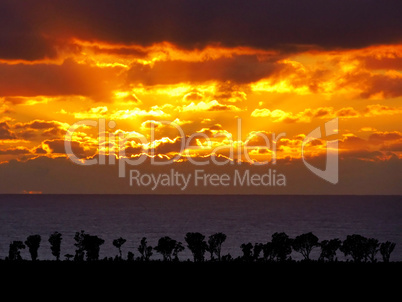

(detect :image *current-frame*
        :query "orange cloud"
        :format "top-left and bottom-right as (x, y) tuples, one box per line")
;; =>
(0, 121), (17, 140)
(0, 101), (11, 114)
(251, 104), (402, 122)
(127, 55), (278, 85)
(42, 139), (93, 159)
(14, 120), (68, 130)
(0, 147), (31, 155)
(178, 100), (241, 112)
(12, 119), (69, 141)
(364, 104), (402, 117)
(69, 106), (170, 120)
(73, 106), (108, 118)
(110, 108), (170, 119)
(338, 131), (402, 158)
(250, 107), (359, 122)
(0, 59), (124, 102)
(368, 131), (402, 144)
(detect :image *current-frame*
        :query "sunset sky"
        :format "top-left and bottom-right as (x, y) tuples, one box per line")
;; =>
(0, 0), (401, 194)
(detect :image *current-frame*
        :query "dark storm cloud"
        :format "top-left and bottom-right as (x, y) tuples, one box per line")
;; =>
(1, 0), (402, 61)
(0, 1), (57, 60)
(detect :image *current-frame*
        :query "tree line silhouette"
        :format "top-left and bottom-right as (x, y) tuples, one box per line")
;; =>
(5, 231), (397, 263)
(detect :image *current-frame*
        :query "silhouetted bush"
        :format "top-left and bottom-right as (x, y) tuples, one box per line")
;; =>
(221, 253), (233, 262)
(8, 240), (25, 261)
(73, 230), (104, 261)
(74, 230), (86, 261)
(25, 234), (41, 261)
(112, 237), (126, 260)
(83, 234), (105, 261)
(49, 232), (62, 261)
(127, 251), (134, 261)
(240, 242), (253, 262)
(255, 243), (265, 261)
(138, 237), (153, 261)
(185, 232), (208, 262)
(154, 236), (184, 261)
(262, 242), (275, 261)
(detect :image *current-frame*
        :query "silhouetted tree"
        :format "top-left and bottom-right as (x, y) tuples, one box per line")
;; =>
(113, 237), (127, 260)
(253, 243), (264, 261)
(366, 238), (380, 263)
(74, 230), (105, 261)
(207, 232), (227, 261)
(127, 251), (135, 261)
(319, 238), (341, 262)
(340, 234), (368, 262)
(379, 241), (396, 263)
(48, 232), (62, 261)
(154, 236), (178, 261)
(240, 242), (253, 262)
(138, 237), (153, 261)
(25, 234), (41, 261)
(83, 234), (105, 261)
(221, 253), (233, 262)
(262, 242), (275, 262)
(172, 241), (184, 261)
(8, 241), (25, 261)
(5, 229), (395, 264)
(271, 232), (293, 262)
(185, 232), (208, 262)
(292, 232), (319, 261)
(74, 230), (86, 261)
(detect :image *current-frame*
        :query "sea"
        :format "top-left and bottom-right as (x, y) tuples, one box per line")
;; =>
(0, 194), (400, 262)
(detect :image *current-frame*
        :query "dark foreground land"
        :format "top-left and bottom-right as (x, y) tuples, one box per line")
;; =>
(2, 260), (400, 280)
(2, 261), (400, 298)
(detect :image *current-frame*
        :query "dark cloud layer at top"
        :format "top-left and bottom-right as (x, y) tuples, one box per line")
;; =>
(1, 0), (402, 61)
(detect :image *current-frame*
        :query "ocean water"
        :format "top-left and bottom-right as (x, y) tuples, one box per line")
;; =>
(0, 194), (400, 261)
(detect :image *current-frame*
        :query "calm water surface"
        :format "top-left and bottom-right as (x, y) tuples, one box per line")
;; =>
(0, 194), (400, 261)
